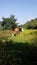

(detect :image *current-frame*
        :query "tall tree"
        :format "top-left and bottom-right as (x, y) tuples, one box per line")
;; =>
(2, 15), (18, 30)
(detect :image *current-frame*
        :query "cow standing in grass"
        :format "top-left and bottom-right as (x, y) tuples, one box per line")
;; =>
(12, 28), (24, 36)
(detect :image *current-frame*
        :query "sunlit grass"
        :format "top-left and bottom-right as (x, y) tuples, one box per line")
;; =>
(0, 29), (37, 65)
(0, 29), (37, 45)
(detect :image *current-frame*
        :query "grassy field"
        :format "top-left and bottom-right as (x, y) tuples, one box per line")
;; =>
(0, 29), (37, 65)
(0, 29), (37, 45)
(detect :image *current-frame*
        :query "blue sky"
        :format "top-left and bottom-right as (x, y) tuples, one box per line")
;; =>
(0, 0), (37, 24)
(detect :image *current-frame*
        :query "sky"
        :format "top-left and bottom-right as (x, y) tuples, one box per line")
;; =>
(0, 0), (37, 25)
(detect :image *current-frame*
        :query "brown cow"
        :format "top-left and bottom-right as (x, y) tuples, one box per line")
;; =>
(12, 28), (24, 36)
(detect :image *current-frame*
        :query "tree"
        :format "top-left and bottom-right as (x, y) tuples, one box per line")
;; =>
(2, 15), (18, 30)
(21, 18), (37, 29)
(10, 15), (18, 30)
(2, 17), (6, 30)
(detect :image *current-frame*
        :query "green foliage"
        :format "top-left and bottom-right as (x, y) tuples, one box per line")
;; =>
(0, 30), (37, 44)
(21, 18), (37, 29)
(1, 15), (18, 30)
(0, 22), (3, 30)
(0, 30), (37, 65)
(0, 41), (37, 65)
(1, 17), (37, 30)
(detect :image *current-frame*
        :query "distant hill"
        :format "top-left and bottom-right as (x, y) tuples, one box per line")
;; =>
(20, 18), (37, 29)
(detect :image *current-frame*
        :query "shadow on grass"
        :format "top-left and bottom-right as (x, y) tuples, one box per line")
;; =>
(0, 40), (37, 65)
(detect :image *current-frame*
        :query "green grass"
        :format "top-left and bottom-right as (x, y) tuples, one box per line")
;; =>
(0, 29), (37, 65)
(0, 29), (37, 45)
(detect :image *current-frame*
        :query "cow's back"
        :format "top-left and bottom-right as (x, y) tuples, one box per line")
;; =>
(12, 28), (22, 36)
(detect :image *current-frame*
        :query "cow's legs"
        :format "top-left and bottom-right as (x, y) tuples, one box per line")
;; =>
(12, 34), (16, 36)
(12, 34), (14, 36)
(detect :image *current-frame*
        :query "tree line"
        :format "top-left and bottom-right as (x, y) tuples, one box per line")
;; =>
(21, 18), (37, 29)
(0, 15), (37, 30)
